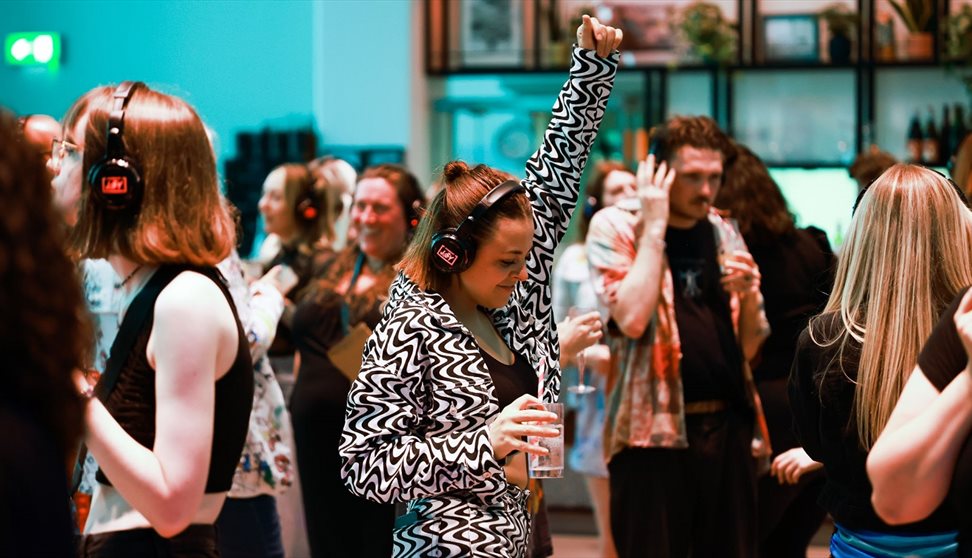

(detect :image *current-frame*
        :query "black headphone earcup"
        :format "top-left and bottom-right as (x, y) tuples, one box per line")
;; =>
(295, 197), (319, 222)
(430, 229), (471, 273)
(87, 157), (143, 211)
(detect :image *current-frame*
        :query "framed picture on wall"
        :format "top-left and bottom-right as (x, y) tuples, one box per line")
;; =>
(763, 14), (820, 62)
(460, 0), (524, 67)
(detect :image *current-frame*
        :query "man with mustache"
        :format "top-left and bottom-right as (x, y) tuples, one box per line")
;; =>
(586, 116), (770, 557)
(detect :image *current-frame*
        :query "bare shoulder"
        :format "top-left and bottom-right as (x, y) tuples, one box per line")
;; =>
(154, 270), (235, 331)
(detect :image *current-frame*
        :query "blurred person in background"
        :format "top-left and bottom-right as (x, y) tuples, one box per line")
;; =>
(257, 163), (336, 355)
(715, 143), (834, 558)
(289, 163), (424, 557)
(551, 160), (636, 558)
(1, 108), (88, 557)
(308, 155), (357, 249)
(848, 147), (897, 193)
(789, 164), (972, 557)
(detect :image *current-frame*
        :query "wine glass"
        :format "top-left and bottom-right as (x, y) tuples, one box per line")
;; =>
(567, 306), (599, 395)
(717, 217), (742, 275)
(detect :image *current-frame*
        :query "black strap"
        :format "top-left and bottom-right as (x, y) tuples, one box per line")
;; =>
(95, 266), (186, 401)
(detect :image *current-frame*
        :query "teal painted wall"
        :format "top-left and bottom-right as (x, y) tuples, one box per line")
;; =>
(0, 0), (414, 166)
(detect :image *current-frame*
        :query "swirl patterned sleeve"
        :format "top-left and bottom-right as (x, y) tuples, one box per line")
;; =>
(521, 47), (618, 288)
(340, 302), (504, 504)
(510, 47), (618, 404)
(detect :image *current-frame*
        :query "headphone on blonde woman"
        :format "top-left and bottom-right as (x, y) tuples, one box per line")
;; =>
(430, 179), (525, 273)
(87, 81), (145, 212)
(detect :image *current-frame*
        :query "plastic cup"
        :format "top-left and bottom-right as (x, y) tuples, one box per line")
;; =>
(528, 402), (564, 479)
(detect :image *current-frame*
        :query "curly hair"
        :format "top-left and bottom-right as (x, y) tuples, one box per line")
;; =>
(649, 115), (731, 166)
(715, 143), (796, 244)
(2, 109), (89, 460)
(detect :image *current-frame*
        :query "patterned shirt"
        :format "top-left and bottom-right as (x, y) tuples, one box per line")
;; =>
(587, 206), (771, 458)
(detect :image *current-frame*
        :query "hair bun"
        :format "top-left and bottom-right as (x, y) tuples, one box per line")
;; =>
(442, 161), (469, 182)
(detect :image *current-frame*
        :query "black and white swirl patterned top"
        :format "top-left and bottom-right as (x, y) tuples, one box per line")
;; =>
(340, 47), (619, 508)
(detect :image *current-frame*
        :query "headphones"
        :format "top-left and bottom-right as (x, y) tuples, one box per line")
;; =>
(87, 81), (144, 212)
(430, 179), (525, 273)
(294, 178), (323, 223)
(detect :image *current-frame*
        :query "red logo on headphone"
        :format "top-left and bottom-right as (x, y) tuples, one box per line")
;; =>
(101, 176), (128, 195)
(436, 245), (458, 266)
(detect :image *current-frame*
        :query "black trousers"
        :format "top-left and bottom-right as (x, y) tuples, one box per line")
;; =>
(291, 396), (394, 558)
(608, 410), (757, 558)
(77, 525), (217, 557)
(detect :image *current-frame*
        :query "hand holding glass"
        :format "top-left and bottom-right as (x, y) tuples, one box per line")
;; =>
(567, 306), (601, 394)
(527, 402), (565, 479)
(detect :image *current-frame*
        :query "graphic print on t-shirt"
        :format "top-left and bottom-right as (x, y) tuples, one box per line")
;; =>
(675, 262), (704, 300)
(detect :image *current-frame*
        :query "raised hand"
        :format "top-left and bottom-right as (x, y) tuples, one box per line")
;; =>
(488, 394), (559, 460)
(637, 153), (675, 239)
(576, 14), (623, 57)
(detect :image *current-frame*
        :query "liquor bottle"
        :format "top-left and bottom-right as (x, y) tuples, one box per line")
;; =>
(907, 111), (923, 163)
(954, 104), (969, 154)
(923, 107), (940, 165)
(941, 105), (953, 164)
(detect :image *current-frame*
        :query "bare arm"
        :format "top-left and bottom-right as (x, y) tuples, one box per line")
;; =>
(867, 366), (972, 524)
(84, 272), (238, 536)
(869, 288), (972, 524)
(602, 156), (673, 339)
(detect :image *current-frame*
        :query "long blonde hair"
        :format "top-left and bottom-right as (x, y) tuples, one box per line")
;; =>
(819, 164), (972, 449)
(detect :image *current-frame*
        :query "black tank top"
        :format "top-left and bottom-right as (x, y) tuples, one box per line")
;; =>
(479, 348), (538, 410)
(95, 265), (253, 493)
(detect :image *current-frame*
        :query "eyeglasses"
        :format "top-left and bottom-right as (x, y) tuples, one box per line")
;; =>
(50, 138), (81, 172)
(853, 164), (970, 215)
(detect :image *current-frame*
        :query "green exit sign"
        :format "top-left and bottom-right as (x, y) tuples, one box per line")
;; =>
(5, 32), (61, 69)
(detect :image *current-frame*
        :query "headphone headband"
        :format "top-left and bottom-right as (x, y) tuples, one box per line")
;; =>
(105, 81), (138, 160)
(453, 179), (525, 239)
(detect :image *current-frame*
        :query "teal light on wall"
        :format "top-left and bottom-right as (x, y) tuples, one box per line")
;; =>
(5, 32), (61, 69)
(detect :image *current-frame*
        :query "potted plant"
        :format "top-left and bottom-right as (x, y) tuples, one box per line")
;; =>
(889, 0), (934, 60)
(820, 3), (859, 64)
(673, 1), (737, 65)
(944, 4), (972, 63)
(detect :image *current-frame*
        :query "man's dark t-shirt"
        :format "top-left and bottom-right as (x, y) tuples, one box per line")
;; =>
(665, 219), (744, 404)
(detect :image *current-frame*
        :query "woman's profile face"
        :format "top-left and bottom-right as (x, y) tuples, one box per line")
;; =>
(458, 216), (534, 309)
(258, 168), (297, 242)
(49, 117), (86, 227)
(351, 177), (408, 263)
(601, 169), (637, 207)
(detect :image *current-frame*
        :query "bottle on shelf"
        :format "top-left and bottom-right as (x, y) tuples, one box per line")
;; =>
(954, 104), (969, 156)
(941, 105), (952, 165)
(907, 111), (923, 163)
(923, 107), (940, 166)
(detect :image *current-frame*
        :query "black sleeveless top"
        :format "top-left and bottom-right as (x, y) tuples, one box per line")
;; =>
(479, 348), (538, 410)
(95, 265), (254, 493)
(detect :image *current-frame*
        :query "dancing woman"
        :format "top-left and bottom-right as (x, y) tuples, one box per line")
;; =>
(340, 16), (621, 557)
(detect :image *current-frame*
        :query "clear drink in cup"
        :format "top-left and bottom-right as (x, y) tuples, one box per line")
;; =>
(528, 402), (564, 479)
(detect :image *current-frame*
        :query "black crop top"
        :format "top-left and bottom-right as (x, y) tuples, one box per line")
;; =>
(95, 265), (254, 493)
(479, 348), (538, 410)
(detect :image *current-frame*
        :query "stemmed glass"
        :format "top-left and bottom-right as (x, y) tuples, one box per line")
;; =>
(567, 306), (598, 395)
